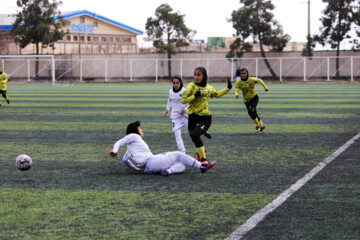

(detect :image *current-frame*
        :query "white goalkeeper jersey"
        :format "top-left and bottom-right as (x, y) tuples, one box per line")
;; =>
(112, 134), (153, 167)
(166, 88), (188, 119)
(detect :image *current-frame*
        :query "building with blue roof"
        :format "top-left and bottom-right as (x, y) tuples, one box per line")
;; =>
(0, 10), (144, 54)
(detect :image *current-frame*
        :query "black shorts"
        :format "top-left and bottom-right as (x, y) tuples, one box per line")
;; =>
(188, 113), (212, 132)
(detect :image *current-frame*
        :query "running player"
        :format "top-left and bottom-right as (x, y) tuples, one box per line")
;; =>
(235, 68), (268, 133)
(107, 121), (216, 176)
(0, 66), (10, 107)
(181, 66), (232, 165)
(164, 75), (188, 153)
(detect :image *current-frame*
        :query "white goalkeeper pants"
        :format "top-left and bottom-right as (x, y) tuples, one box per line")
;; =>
(143, 151), (202, 175)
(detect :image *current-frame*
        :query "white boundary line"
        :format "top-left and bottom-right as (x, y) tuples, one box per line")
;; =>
(226, 132), (360, 240)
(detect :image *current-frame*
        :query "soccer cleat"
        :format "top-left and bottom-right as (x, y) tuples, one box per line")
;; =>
(200, 161), (216, 173)
(201, 159), (209, 166)
(204, 131), (212, 139)
(161, 170), (169, 176)
(256, 126), (261, 132)
(259, 125), (265, 133)
(6, 99), (10, 104)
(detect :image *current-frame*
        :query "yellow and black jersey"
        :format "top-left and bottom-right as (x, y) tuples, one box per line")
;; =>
(181, 81), (230, 116)
(0, 72), (8, 91)
(235, 77), (268, 103)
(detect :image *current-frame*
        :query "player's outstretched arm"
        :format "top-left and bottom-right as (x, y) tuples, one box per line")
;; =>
(107, 151), (117, 157)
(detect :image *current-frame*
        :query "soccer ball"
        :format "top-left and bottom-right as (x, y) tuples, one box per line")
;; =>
(15, 154), (32, 171)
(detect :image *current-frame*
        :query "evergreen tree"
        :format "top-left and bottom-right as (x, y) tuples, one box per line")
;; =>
(11, 0), (66, 78)
(314, 0), (355, 79)
(146, 3), (195, 79)
(228, 0), (290, 80)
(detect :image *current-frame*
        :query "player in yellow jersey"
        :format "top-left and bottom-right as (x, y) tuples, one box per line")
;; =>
(0, 66), (10, 107)
(235, 68), (268, 133)
(181, 66), (232, 165)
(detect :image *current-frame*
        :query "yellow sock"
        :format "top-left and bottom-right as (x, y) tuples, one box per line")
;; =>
(253, 118), (260, 127)
(196, 146), (206, 159)
(259, 120), (264, 127)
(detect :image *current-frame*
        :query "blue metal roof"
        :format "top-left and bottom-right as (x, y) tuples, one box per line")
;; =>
(56, 10), (143, 35)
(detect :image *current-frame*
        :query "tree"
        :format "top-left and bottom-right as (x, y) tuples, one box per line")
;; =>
(352, 0), (360, 50)
(11, 0), (67, 78)
(228, 0), (290, 80)
(145, 3), (195, 79)
(314, 0), (355, 79)
(301, 35), (316, 58)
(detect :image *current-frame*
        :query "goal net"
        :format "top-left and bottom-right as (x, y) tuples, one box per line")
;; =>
(0, 55), (56, 86)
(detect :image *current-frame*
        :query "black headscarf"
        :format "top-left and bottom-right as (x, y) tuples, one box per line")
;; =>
(126, 121), (141, 135)
(194, 67), (208, 87)
(240, 68), (249, 81)
(172, 75), (183, 93)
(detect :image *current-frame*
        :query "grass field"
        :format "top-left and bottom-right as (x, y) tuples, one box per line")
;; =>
(0, 82), (359, 239)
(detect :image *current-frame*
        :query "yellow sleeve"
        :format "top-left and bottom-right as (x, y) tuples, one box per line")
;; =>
(181, 83), (196, 104)
(256, 78), (268, 91)
(210, 87), (230, 98)
(235, 80), (240, 95)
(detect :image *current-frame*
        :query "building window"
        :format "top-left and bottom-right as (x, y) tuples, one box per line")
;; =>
(87, 36), (91, 41)
(122, 37), (131, 43)
(115, 37), (120, 43)
(80, 16), (85, 23)
(101, 37), (106, 42)
(73, 35), (78, 41)
(109, 37), (114, 42)
(80, 36), (85, 42)
(66, 35), (71, 41)
(93, 36), (99, 42)
(94, 22), (98, 29)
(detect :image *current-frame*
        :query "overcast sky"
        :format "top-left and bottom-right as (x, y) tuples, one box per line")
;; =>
(1, 0), (347, 50)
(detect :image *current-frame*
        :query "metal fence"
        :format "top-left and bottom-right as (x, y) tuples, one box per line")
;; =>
(1, 55), (360, 83)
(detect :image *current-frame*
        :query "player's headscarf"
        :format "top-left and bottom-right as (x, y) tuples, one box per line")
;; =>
(194, 67), (208, 87)
(240, 68), (249, 81)
(126, 121), (141, 135)
(172, 75), (183, 93)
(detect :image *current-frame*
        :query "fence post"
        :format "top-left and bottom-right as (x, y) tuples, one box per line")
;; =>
(27, 60), (30, 82)
(180, 59), (183, 79)
(80, 58), (83, 82)
(52, 56), (55, 86)
(155, 59), (158, 82)
(256, 58), (258, 78)
(351, 56), (353, 82)
(304, 57), (307, 82)
(207, 58), (210, 81)
(105, 59), (108, 82)
(130, 59), (133, 81)
(327, 57), (330, 81)
(231, 58), (234, 81)
(280, 58), (282, 82)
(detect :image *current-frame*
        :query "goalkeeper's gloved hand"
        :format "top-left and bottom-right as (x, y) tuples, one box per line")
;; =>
(227, 78), (232, 90)
(194, 90), (201, 98)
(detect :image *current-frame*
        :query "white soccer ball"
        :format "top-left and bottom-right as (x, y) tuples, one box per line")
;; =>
(15, 154), (32, 171)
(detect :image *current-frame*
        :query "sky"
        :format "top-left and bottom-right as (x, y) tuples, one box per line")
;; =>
(0, 0), (348, 50)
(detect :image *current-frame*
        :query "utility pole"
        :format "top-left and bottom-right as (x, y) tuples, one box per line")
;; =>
(307, 0), (311, 37)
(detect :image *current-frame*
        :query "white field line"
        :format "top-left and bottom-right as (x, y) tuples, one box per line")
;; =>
(226, 132), (360, 240)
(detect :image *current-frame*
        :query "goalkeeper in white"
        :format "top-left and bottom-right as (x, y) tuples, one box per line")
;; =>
(107, 121), (216, 176)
